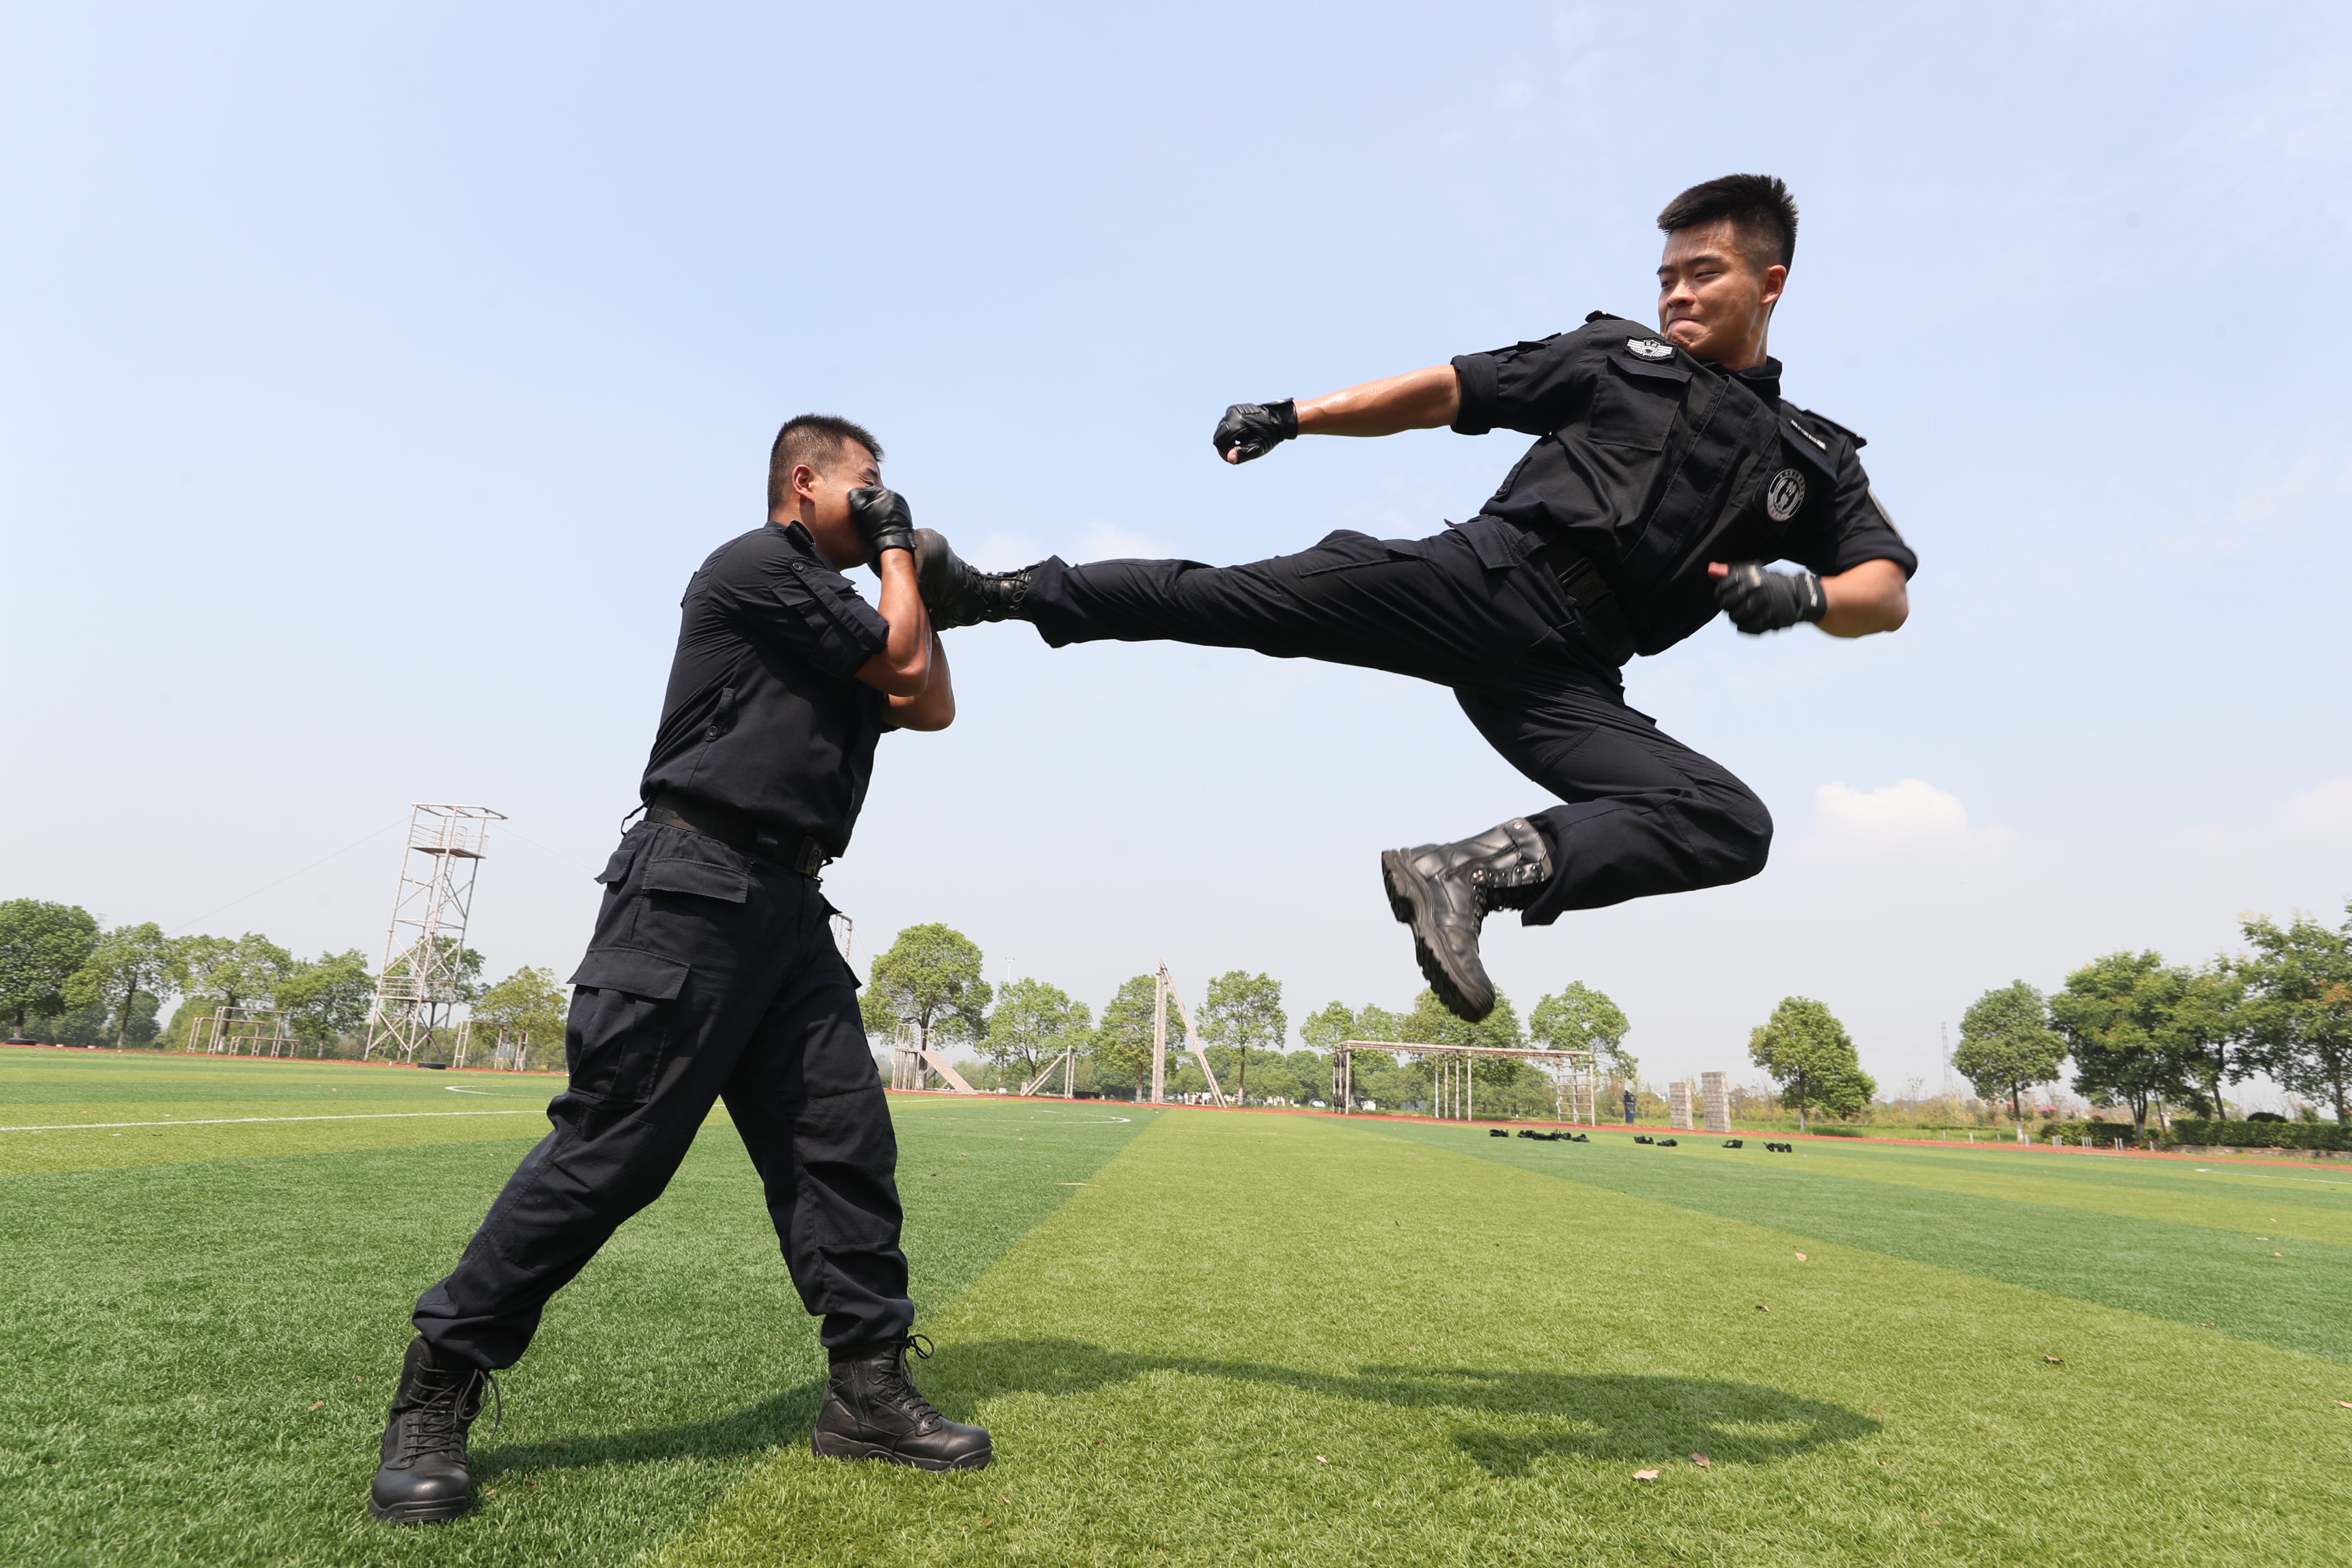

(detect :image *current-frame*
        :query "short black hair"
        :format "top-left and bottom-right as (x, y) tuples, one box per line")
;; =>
(767, 414), (884, 512)
(1656, 174), (1799, 274)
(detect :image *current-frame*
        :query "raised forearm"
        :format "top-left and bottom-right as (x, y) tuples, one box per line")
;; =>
(889, 632), (955, 731)
(856, 550), (933, 696)
(1296, 365), (1461, 438)
(1816, 558), (1909, 638)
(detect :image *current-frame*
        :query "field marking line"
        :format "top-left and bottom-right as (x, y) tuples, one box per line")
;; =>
(0, 1111), (542, 1133)
(2193, 1169), (2352, 1190)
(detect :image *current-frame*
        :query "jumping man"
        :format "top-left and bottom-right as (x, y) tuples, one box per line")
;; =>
(369, 416), (991, 1525)
(912, 175), (1915, 1020)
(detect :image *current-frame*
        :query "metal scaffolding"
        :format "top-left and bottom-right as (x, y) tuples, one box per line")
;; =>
(1332, 1039), (1599, 1124)
(1150, 961), (1227, 1107)
(186, 1005), (303, 1059)
(363, 804), (503, 1063)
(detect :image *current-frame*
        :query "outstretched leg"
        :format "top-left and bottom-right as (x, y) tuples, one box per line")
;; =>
(923, 524), (1560, 685)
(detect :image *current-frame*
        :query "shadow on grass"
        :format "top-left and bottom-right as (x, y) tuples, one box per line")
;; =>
(481, 1338), (1873, 1479)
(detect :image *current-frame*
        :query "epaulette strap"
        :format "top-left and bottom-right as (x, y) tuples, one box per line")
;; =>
(1786, 403), (1865, 450)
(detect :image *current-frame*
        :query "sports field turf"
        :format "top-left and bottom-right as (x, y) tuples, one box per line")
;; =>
(5, 1051), (2348, 1565)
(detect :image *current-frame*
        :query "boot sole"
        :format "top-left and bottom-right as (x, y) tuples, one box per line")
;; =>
(1380, 850), (1494, 1023)
(369, 1494), (474, 1525)
(812, 1430), (992, 1472)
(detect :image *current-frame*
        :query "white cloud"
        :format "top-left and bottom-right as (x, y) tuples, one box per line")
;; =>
(2178, 778), (2352, 856)
(1802, 779), (2012, 857)
(1070, 522), (1168, 563)
(969, 531), (1047, 572)
(2278, 778), (2352, 840)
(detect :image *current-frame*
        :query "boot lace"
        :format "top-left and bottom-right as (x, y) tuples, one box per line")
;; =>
(871, 1335), (946, 1429)
(397, 1368), (500, 1466)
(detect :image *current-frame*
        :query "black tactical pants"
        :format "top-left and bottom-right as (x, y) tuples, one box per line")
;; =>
(1020, 518), (1772, 922)
(412, 822), (911, 1370)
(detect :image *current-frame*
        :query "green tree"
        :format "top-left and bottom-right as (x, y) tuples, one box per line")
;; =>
(2238, 907), (2352, 1124)
(1201, 970), (1287, 1104)
(1528, 982), (1637, 1079)
(2052, 951), (2191, 1138)
(0, 900), (101, 1038)
(1952, 980), (2066, 1121)
(1091, 975), (1160, 1096)
(167, 932), (296, 1011)
(984, 977), (1093, 1086)
(2166, 959), (2252, 1120)
(275, 950), (379, 1056)
(1748, 996), (1874, 1131)
(862, 924), (990, 1061)
(63, 921), (173, 1049)
(468, 965), (571, 1068)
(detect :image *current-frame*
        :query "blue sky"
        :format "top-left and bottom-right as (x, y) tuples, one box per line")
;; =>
(5, 2), (2348, 1098)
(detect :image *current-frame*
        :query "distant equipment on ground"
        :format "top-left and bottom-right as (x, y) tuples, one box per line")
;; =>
(1331, 1039), (1599, 1125)
(450, 1019), (534, 1071)
(186, 1005), (302, 1059)
(363, 804), (505, 1064)
(1147, 961), (1226, 1107)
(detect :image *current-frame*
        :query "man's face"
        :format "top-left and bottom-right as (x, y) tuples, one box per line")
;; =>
(793, 441), (882, 563)
(1656, 220), (1786, 367)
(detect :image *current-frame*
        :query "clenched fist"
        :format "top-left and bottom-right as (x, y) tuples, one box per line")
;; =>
(1713, 562), (1826, 634)
(1212, 400), (1299, 464)
(848, 487), (916, 561)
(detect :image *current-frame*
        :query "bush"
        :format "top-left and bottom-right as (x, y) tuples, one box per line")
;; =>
(2166, 1119), (2350, 1152)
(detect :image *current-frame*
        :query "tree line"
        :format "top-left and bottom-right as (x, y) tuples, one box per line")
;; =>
(1945, 902), (2352, 1138)
(856, 922), (1643, 1115)
(0, 897), (569, 1064)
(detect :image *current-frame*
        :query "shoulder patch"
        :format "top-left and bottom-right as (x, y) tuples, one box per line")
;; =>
(1765, 468), (1808, 523)
(1625, 337), (1675, 361)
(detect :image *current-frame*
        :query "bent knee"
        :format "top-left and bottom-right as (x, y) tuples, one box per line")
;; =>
(1695, 792), (1773, 885)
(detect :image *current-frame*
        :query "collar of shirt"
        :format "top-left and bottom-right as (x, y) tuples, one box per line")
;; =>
(1726, 356), (1784, 402)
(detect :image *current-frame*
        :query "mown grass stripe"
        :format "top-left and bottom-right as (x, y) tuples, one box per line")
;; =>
(0, 1109), (543, 1132)
(0, 1094), (1151, 1567)
(658, 1108), (2352, 1568)
(1367, 1122), (2352, 1363)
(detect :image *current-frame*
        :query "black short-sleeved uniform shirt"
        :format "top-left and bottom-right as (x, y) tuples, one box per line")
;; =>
(639, 521), (890, 858)
(1451, 311), (1917, 657)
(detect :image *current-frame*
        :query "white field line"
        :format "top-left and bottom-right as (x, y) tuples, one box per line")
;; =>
(0, 1110), (542, 1133)
(2192, 1168), (2352, 1189)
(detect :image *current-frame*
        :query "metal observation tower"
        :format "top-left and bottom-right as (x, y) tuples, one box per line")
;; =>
(362, 804), (503, 1063)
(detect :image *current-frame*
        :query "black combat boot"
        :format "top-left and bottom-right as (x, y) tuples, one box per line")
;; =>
(1381, 817), (1554, 1023)
(810, 1334), (992, 1472)
(369, 1336), (497, 1524)
(910, 529), (1033, 629)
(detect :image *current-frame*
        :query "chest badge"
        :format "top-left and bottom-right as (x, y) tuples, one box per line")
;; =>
(1626, 337), (1675, 361)
(1765, 467), (1808, 522)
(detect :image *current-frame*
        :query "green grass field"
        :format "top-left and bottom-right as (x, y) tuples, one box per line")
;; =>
(4, 1049), (2348, 1566)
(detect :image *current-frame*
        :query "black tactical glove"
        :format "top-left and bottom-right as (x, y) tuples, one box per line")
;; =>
(1212, 400), (1299, 464)
(848, 486), (916, 563)
(1714, 562), (1828, 634)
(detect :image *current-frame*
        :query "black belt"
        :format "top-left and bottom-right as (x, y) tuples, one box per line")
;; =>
(1534, 537), (1637, 666)
(643, 793), (830, 877)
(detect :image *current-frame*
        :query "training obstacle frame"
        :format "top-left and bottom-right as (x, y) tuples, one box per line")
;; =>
(1332, 1039), (1599, 1124)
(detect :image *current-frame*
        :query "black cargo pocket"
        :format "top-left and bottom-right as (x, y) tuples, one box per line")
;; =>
(1296, 529), (1428, 576)
(563, 947), (689, 1104)
(1588, 356), (1690, 450)
(594, 833), (646, 887)
(642, 855), (751, 904)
